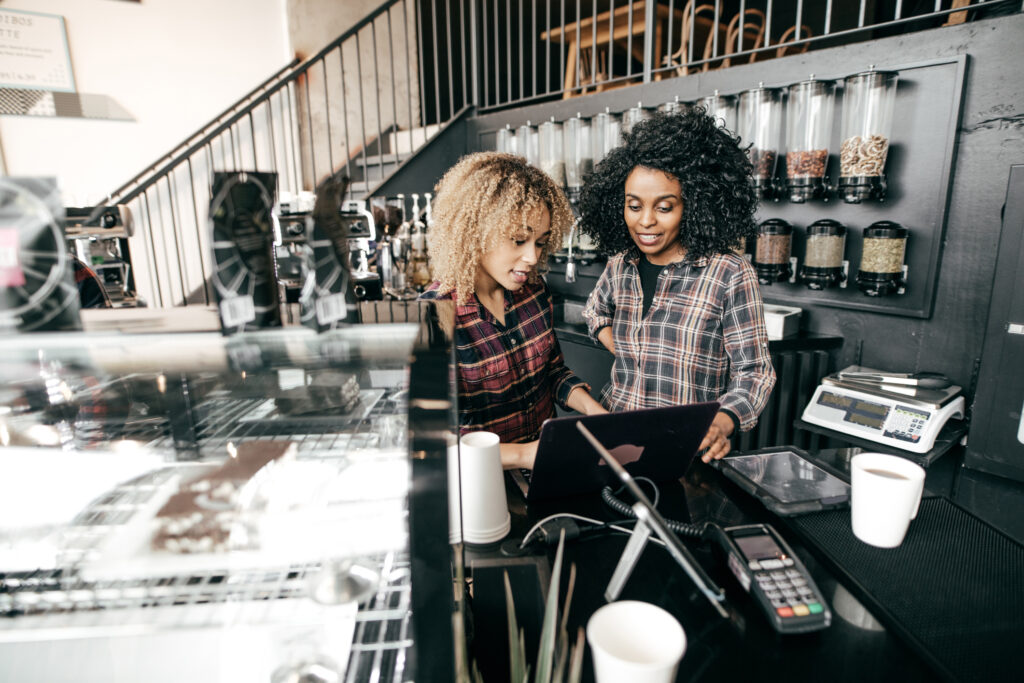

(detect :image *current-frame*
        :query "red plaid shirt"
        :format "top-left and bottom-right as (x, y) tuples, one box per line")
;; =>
(583, 250), (775, 430)
(421, 280), (589, 442)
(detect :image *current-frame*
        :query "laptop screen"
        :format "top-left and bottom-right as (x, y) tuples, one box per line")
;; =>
(525, 402), (720, 501)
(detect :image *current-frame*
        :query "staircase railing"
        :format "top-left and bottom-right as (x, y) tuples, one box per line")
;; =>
(112, 0), (449, 308)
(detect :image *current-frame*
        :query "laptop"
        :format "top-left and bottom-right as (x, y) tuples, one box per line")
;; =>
(522, 402), (720, 501)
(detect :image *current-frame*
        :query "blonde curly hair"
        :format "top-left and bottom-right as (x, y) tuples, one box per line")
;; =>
(429, 152), (573, 304)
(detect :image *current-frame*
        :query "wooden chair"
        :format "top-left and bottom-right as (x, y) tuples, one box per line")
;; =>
(707, 8), (766, 70)
(774, 24), (813, 59)
(944, 0), (972, 26)
(663, 2), (726, 76)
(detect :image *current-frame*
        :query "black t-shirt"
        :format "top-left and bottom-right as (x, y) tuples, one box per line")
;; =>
(637, 256), (665, 318)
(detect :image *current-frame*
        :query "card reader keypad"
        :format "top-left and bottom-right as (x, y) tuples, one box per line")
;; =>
(749, 559), (824, 619)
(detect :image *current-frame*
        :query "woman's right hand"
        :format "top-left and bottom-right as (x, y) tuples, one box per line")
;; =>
(501, 440), (539, 470)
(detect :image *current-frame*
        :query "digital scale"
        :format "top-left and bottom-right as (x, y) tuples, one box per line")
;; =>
(801, 365), (965, 454)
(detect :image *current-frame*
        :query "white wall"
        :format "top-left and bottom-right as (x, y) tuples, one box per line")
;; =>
(0, 0), (291, 205)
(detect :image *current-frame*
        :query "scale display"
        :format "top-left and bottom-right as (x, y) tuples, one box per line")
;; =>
(801, 380), (965, 454)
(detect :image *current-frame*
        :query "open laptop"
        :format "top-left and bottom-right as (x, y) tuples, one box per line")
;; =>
(522, 402), (720, 501)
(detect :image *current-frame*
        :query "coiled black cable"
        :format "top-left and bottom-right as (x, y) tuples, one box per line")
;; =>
(600, 481), (707, 539)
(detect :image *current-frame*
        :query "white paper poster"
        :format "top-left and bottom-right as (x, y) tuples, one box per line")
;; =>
(0, 8), (75, 92)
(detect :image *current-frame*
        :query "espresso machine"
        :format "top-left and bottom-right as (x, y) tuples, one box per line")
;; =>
(339, 199), (382, 301)
(64, 205), (137, 306)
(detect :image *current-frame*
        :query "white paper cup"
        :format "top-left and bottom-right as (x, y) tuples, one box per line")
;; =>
(850, 452), (926, 548)
(457, 432), (510, 545)
(587, 600), (686, 683)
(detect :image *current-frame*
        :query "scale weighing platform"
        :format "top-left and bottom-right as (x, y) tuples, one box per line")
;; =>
(801, 366), (966, 456)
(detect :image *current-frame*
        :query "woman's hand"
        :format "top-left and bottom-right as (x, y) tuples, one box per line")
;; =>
(698, 411), (736, 463)
(500, 441), (539, 470)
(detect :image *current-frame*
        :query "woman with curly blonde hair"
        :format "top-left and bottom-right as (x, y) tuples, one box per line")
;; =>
(420, 152), (605, 469)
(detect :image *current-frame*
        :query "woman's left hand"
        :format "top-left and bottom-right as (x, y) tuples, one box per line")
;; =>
(698, 412), (735, 463)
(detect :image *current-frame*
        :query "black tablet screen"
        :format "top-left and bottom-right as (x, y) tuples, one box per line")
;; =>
(721, 451), (849, 504)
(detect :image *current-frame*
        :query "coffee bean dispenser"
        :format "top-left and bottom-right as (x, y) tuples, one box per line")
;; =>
(739, 85), (784, 200)
(699, 90), (737, 133)
(838, 69), (898, 203)
(799, 219), (847, 289)
(754, 219), (794, 284)
(785, 77), (836, 203)
(591, 108), (621, 165)
(539, 117), (566, 187)
(856, 221), (908, 296)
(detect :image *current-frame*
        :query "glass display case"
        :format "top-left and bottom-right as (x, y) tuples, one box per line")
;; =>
(0, 308), (457, 682)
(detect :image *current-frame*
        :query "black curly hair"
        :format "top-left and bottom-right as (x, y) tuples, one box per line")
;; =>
(579, 108), (758, 259)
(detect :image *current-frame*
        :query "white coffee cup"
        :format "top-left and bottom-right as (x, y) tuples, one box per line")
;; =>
(586, 600), (686, 683)
(850, 452), (926, 548)
(457, 431), (510, 545)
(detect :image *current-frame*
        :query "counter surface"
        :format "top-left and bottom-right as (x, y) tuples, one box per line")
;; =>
(467, 451), (953, 683)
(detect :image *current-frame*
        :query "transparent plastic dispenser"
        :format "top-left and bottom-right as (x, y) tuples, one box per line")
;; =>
(563, 113), (593, 211)
(539, 118), (565, 186)
(786, 78), (836, 203)
(739, 85), (784, 200)
(856, 220), (908, 296)
(591, 108), (621, 166)
(496, 124), (516, 155)
(838, 69), (898, 203)
(622, 102), (650, 135)
(754, 218), (794, 284)
(799, 219), (847, 290)
(658, 96), (687, 114)
(517, 120), (539, 166)
(699, 90), (737, 133)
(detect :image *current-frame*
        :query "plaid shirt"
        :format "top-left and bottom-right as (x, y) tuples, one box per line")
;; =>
(583, 250), (775, 430)
(421, 279), (589, 442)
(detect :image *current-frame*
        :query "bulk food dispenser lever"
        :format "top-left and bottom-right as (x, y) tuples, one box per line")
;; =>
(785, 76), (836, 203)
(838, 68), (898, 203)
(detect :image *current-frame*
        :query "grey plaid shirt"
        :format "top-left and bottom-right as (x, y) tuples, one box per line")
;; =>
(583, 249), (776, 431)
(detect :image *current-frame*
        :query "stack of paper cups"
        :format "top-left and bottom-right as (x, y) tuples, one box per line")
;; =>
(457, 431), (511, 545)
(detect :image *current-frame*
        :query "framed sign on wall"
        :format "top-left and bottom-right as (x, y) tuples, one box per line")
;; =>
(0, 8), (76, 92)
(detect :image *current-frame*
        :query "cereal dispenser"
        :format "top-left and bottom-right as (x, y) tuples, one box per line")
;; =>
(496, 124), (516, 155)
(754, 218), (794, 284)
(517, 120), (539, 166)
(563, 113), (593, 210)
(739, 85), (784, 200)
(698, 90), (737, 133)
(786, 77), (836, 203)
(838, 69), (898, 203)
(623, 102), (650, 135)
(539, 117), (565, 186)
(658, 96), (686, 114)
(592, 108), (621, 166)
(799, 219), (847, 289)
(856, 221), (908, 296)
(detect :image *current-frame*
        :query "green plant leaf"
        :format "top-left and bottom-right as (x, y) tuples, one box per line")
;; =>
(505, 571), (527, 683)
(567, 627), (586, 683)
(534, 529), (566, 683)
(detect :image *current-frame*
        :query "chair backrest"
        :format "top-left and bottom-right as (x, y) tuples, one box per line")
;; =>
(715, 8), (766, 68)
(666, 2), (721, 74)
(775, 24), (813, 58)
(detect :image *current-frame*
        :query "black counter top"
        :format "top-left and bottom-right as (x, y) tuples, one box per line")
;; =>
(462, 449), (1023, 683)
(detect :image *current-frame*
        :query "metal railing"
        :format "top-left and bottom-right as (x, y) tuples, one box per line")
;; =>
(109, 0), (458, 308)
(100, 0), (1017, 307)
(470, 0), (1018, 109)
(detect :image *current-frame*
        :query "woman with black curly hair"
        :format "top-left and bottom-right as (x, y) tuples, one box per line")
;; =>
(580, 109), (775, 462)
(420, 152), (606, 469)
